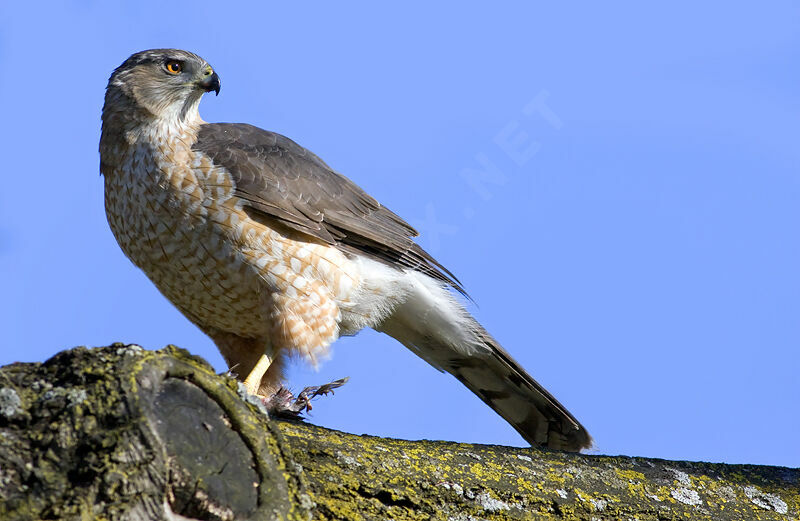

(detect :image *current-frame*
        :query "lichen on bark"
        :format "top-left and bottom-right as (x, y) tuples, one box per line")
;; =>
(0, 345), (309, 521)
(0, 345), (797, 520)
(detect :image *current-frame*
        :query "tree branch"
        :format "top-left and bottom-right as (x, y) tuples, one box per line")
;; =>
(0, 345), (796, 520)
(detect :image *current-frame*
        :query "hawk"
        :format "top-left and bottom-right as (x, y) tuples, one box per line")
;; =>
(100, 49), (591, 451)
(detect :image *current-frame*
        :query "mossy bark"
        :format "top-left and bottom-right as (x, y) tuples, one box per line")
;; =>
(0, 346), (797, 520)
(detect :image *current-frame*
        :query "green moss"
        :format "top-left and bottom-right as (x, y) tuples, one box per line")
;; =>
(3, 346), (798, 521)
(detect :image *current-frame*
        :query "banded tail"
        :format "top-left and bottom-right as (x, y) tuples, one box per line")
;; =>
(375, 269), (592, 451)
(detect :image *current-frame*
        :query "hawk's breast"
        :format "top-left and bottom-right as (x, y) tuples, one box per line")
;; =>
(102, 135), (362, 360)
(103, 139), (268, 337)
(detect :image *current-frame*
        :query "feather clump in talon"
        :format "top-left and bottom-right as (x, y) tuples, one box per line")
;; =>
(261, 377), (349, 419)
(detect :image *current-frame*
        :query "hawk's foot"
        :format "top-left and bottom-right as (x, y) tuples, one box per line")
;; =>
(261, 377), (349, 419)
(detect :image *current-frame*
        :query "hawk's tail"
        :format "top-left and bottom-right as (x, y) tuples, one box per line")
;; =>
(446, 329), (592, 451)
(376, 270), (592, 452)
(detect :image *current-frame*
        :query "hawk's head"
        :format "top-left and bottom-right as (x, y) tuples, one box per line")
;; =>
(103, 49), (220, 123)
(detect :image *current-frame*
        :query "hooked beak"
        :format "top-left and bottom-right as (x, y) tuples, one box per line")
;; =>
(197, 69), (221, 96)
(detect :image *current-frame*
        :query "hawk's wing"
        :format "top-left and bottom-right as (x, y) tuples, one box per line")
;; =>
(194, 123), (465, 294)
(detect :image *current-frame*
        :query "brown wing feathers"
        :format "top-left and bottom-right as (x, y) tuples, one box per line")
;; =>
(193, 123), (465, 294)
(193, 122), (591, 450)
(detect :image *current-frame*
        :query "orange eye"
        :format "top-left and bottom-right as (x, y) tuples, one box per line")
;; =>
(165, 61), (182, 74)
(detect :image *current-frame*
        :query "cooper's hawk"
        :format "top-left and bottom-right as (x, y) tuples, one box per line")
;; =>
(100, 49), (591, 451)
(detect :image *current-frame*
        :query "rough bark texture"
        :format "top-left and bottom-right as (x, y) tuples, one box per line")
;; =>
(0, 345), (797, 521)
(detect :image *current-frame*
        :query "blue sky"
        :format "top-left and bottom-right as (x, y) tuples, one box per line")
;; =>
(1, 2), (797, 467)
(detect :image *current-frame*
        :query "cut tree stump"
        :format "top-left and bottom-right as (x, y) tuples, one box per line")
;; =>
(0, 345), (796, 520)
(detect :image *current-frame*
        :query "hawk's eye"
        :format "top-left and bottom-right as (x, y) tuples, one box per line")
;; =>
(165, 61), (183, 75)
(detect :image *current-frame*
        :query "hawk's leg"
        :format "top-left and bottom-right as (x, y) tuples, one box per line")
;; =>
(206, 328), (346, 417)
(242, 348), (275, 396)
(206, 329), (285, 395)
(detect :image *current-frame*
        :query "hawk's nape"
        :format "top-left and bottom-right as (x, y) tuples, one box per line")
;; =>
(100, 48), (591, 451)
